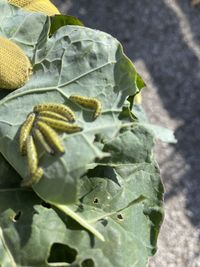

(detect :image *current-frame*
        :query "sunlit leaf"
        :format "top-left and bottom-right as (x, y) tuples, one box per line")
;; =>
(0, 2), (164, 266)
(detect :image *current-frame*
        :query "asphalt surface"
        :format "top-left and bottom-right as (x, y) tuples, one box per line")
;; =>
(52, 1), (200, 266)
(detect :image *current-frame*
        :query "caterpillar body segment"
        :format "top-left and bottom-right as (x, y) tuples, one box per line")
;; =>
(0, 36), (32, 90)
(33, 127), (54, 155)
(36, 121), (65, 153)
(30, 167), (43, 185)
(21, 167), (43, 187)
(26, 135), (38, 176)
(19, 112), (36, 155)
(38, 117), (83, 133)
(69, 95), (102, 119)
(38, 110), (69, 122)
(34, 103), (76, 122)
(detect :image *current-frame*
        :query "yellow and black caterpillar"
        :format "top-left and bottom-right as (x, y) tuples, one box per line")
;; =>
(19, 96), (102, 187)
(19, 102), (83, 187)
(69, 95), (102, 119)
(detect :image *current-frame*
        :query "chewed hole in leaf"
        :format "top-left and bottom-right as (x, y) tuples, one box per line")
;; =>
(93, 197), (99, 204)
(117, 213), (124, 221)
(48, 243), (77, 264)
(12, 211), (22, 222)
(100, 219), (108, 227)
(94, 134), (101, 142)
(82, 259), (95, 267)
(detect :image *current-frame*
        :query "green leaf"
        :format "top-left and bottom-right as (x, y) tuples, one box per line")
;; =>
(0, 3), (164, 266)
(141, 123), (177, 143)
(47, 126), (164, 266)
(0, 126), (163, 267)
(0, 180), (69, 267)
(132, 105), (177, 143)
(102, 124), (155, 164)
(136, 72), (146, 90)
(127, 72), (145, 109)
(0, 153), (22, 188)
(0, 90), (9, 102)
(0, 3), (139, 204)
(50, 14), (84, 36)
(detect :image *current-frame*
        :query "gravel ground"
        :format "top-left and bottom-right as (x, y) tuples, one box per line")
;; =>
(52, 0), (200, 266)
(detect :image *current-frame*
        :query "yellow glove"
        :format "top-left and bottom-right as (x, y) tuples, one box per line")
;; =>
(0, 36), (32, 90)
(8, 0), (60, 15)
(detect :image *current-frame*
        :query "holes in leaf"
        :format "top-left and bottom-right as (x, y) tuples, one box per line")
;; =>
(117, 213), (124, 221)
(12, 211), (21, 222)
(41, 201), (51, 209)
(94, 134), (101, 142)
(48, 243), (77, 264)
(100, 219), (108, 227)
(82, 259), (95, 267)
(93, 198), (99, 204)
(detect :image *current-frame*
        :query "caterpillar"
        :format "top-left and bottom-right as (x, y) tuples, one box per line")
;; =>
(38, 110), (69, 122)
(69, 95), (102, 119)
(34, 103), (76, 122)
(26, 135), (38, 175)
(38, 117), (83, 133)
(36, 121), (65, 153)
(21, 167), (43, 187)
(19, 112), (36, 155)
(33, 127), (54, 155)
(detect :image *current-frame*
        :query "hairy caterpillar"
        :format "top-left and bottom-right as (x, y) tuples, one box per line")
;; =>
(36, 121), (65, 153)
(33, 127), (54, 155)
(38, 117), (83, 133)
(21, 167), (43, 187)
(69, 95), (102, 119)
(19, 112), (36, 155)
(26, 135), (38, 175)
(34, 103), (76, 122)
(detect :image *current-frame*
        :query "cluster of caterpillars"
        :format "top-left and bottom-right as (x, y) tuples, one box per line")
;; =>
(19, 95), (102, 186)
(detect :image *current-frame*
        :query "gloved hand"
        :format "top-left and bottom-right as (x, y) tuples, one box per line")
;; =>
(8, 0), (60, 15)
